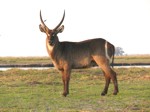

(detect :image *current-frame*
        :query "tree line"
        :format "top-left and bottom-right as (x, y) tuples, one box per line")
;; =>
(115, 47), (125, 56)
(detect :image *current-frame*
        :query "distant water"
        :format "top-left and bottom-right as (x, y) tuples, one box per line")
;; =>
(0, 67), (51, 71)
(0, 65), (150, 71)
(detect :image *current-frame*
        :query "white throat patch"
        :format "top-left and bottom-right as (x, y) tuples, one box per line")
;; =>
(46, 39), (54, 52)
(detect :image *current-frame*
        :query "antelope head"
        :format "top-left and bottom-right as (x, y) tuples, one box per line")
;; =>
(39, 10), (65, 46)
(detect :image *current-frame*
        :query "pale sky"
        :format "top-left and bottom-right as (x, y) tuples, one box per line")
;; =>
(0, 0), (150, 56)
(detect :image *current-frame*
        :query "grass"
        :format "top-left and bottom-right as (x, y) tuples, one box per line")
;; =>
(0, 57), (50, 65)
(114, 55), (150, 64)
(0, 68), (150, 111)
(0, 55), (150, 65)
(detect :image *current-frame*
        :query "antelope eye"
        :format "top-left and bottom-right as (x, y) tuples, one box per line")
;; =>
(51, 33), (56, 37)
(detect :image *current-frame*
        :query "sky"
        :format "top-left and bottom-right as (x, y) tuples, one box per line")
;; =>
(0, 0), (150, 56)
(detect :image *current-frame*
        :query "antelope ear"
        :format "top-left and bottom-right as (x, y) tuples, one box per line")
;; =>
(56, 25), (64, 33)
(39, 24), (46, 33)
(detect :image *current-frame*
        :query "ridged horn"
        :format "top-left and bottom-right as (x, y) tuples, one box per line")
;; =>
(40, 10), (49, 31)
(53, 10), (65, 31)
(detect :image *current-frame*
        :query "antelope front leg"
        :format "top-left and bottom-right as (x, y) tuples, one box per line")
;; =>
(61, 70), (71, 97)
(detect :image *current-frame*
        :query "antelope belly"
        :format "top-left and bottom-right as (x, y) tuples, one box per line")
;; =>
(72, 58), (96, 69)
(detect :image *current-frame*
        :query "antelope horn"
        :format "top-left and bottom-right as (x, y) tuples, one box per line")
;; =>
(40, 10), (49, 31)
(53, 10), (65, 31)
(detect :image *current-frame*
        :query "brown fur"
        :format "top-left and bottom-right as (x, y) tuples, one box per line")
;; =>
(39, 11), (118, 97)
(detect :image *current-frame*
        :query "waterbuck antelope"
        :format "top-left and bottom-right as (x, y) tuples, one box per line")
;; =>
(39, 10), (118, 97)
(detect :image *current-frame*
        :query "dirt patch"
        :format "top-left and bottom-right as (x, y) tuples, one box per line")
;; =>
(27, 81), (42, 85)
(141, 75), (150, 80)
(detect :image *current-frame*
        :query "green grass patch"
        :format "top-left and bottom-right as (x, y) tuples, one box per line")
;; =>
(0, 68), (150, 111)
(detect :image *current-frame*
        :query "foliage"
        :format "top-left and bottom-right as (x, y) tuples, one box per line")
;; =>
(115, 47), (125, 56)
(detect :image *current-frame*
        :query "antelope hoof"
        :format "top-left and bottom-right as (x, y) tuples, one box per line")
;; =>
(101, 92), (107, 96)
(62, 92), (68, 97)
(113, 92), (118, 95)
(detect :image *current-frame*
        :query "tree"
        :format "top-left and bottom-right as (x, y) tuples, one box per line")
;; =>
(115, 47), (125, 56)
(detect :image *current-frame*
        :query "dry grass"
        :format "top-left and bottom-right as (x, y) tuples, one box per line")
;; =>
(0, 55), (150, 65)
(0, 67), (150, 111)
(115, 55), (150, 63)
